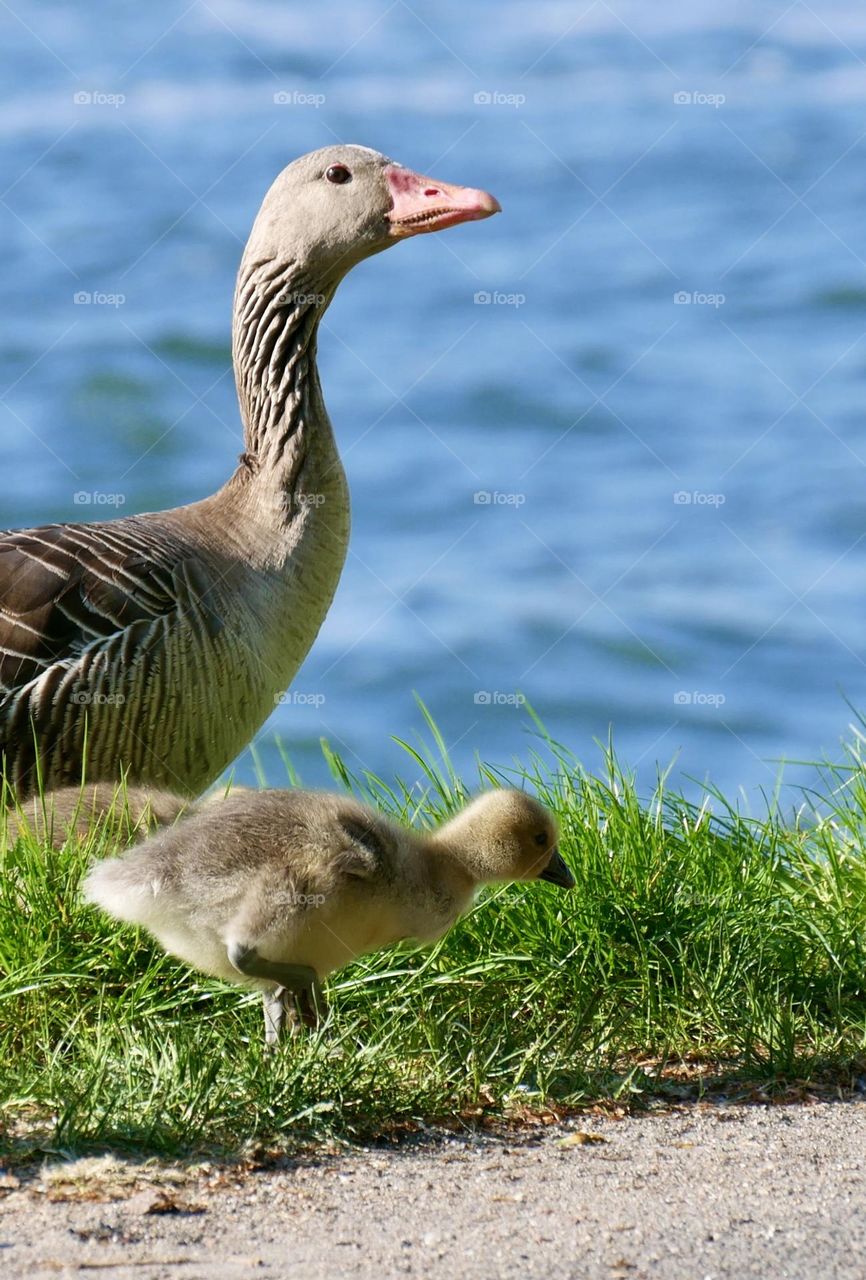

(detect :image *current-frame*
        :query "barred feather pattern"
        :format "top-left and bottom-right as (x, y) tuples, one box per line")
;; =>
(233, 256), (335, 473)
(0, 254), (350, 799)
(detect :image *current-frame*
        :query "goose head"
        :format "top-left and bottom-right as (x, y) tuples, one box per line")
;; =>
(434, 790), (575, 889)
(244, 144), (500, 284)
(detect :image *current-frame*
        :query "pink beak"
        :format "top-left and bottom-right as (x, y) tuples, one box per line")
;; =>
(385, 164), (501, 237)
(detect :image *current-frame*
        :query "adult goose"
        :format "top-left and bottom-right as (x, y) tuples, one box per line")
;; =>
(0, 146), (499, 799)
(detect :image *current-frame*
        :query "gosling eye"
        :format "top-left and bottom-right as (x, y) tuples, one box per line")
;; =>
(325, 164), (352, 185)
(534, 832), (548, 847)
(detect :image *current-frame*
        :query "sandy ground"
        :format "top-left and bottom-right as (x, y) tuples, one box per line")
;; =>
(1, 1102), (864, 1279)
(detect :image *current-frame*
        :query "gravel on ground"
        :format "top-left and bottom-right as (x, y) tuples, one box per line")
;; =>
(1, 1101), (864, 1279)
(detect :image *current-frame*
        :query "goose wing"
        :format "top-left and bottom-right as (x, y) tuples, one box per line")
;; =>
(0, 518), (219, 698)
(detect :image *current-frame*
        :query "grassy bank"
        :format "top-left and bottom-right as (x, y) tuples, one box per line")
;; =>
(1, 718), (865, 1158)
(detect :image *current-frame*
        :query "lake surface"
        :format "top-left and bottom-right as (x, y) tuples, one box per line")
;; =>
(2, 1), (865, 805)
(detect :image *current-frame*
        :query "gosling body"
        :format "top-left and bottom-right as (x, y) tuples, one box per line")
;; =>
(84, 788), (574, 1042)
(3, 783), (192, 848)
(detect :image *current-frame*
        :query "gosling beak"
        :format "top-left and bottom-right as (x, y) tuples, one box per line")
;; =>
(538, 848), (575, 890)
(385, 164), (501, 238)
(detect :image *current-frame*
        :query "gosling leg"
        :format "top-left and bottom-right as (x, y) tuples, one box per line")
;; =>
(262, 987), (292, 1046)
(262, 986), (323, 1044)
(227, 942), (325, 1043)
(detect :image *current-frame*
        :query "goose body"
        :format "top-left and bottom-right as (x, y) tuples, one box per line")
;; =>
(0, 481), (348, 797)
(0, 146), (499, 798)
(84, 787), (574, 1042)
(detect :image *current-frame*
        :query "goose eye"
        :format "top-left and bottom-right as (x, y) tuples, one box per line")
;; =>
(325, 164), (352, 185)
(534, 832), (548, 847)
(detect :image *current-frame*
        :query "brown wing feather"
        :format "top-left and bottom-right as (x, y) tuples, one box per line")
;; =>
(0, 516), (223, 796)
(0, 522), (178, 694)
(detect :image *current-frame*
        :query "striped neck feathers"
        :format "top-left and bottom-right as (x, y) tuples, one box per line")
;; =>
(232, 256), (338, 485)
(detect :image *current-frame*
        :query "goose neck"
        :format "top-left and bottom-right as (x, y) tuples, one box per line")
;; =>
(232, 255), (339, 488)
(425, 832), (482, 897)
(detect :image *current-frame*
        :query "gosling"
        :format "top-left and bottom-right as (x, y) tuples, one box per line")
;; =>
(2, 783), (193, 850)
(2, 782), (251, 850)
(83, 788), (574, 1044)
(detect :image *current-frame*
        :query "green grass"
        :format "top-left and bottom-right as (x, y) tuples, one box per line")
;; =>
(1, 713), (865, 1159)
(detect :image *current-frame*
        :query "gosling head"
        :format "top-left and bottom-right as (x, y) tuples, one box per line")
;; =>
(246, 144), (501, 283)
(435, 789), (575, 889)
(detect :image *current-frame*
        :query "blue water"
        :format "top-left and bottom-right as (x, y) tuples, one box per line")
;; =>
(2, 1), (865, 804)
